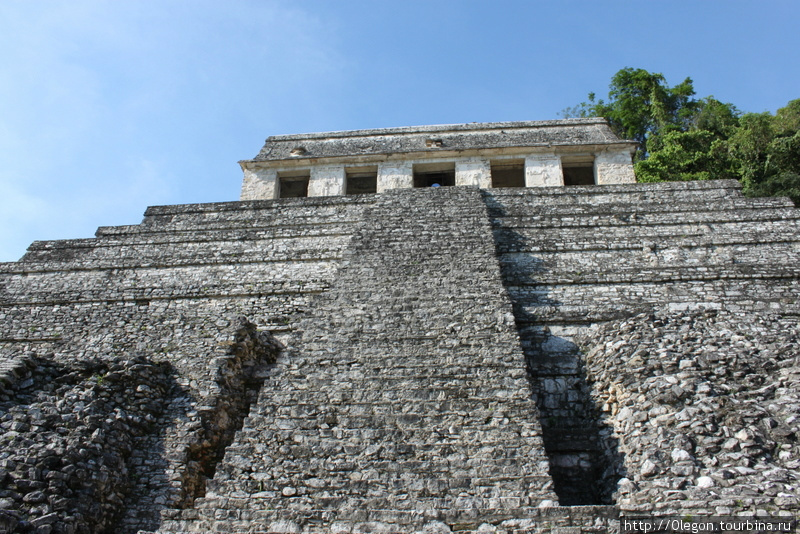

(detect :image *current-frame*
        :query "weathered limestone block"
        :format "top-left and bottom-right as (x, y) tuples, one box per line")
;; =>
(455, 157), (491, 188)
(377, 161), (413, 192)
(595, 148), (636, 184)
(308, 165), (346, 197)
(525, 154), (563, 187)
(240, 167), (278, 200)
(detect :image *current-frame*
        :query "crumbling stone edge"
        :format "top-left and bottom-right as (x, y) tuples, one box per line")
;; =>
(0, 318), (283, 533)
(178, 317), (283, 508)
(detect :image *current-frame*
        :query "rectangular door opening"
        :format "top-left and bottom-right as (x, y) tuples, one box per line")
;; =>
(562, 156), (595, 186)
(413, 162), (455, 188)
(278, 171), (310, 198)
(491, 159), (525, 188)
(345, 166), (378, 195)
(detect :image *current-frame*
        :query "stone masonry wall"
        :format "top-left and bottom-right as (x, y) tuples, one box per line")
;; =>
(0, 195), (372, 532)
(485, 180), (800, 508)
(0, 180), (798, 533)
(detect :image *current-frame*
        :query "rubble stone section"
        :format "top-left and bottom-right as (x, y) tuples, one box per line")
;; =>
(160, 187), (560, 532)
(578, 309), (800, 516)
(176, 318), (283, 509)
(0, 354), (176, 532)
(485, 179), (800, 507)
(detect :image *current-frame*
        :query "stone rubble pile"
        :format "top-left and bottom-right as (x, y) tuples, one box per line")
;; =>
(578, 308), (800, 515)
(0, 354), (175, 533)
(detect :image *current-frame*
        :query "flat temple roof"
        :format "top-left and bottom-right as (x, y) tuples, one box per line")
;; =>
(247, 118), (636, 163)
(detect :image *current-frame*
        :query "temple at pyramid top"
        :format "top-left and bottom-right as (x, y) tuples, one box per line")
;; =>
(238, 118), (638, 200)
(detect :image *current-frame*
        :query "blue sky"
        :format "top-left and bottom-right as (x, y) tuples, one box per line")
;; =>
(1, 0), (798, 261)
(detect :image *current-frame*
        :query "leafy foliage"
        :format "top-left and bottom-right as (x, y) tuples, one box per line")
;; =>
(564, 68), (799, 205)
(635, 130), (727, 183)
(562, 67), (698, 160)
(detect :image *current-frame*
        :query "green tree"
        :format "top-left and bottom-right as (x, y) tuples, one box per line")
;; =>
(691, 96), (740, 137)
(636, 97), (740, 183)
(733, 100), (800, 204)
(635, 130), (720, 182)
(565, 69), (799, 205)
(562, 67), (698, 159)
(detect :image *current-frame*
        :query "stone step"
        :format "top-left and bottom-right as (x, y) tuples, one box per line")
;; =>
(505, 263), (800, 288)
(226, 430), (543, 451)
(490, 204), (800, 228)
(231, 418), (541, 438)
(175, 501), (548, 527)
(14, 250), (345, 273)
(18, 235), (353, 269)
(498, 244), (800, 279)
(251, 393), (535, 411)
(493, 225), (800, 255)
(255, 375), (532, 394)
(159, 504), (619, 533)
(253, 387), (533, 405)
(97, 220), (360, 239)
(484, 179), (773, 207)
(50, 217), (359, 242)
(207, 474), (555, 496)
(513, 293), (797, 325)
(214, 452), (547, 474)
(137, 195), (373, 224)
(0, 276), (333, 305)
(299, 294), (510, 311)
(508, 270), (800, 302)
(264, 358), (528, 372)
(210, 454), (547, 476)
(487, 195), (794, 218)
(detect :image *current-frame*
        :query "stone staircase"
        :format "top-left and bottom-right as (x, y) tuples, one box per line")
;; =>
(159, 187), (571, 532)
(484, 179), (800, 506)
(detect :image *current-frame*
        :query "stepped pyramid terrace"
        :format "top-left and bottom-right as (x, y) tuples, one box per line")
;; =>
(0, 119), (798, 533)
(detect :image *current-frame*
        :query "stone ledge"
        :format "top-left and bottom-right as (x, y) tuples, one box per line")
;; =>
(143, 194), (376, 217)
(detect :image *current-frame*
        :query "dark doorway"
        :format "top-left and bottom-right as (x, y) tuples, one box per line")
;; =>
(562, 158), (595, 186)
(491, 160), (525, 188)
(413, 162), (455, 188)
(279, 172), (310, 198)
(346, 166), (378, 195)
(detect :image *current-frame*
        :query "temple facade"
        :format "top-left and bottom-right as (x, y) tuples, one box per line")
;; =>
(239, 118), (637, 200)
